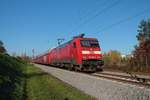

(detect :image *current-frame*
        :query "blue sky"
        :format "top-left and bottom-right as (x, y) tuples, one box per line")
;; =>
(0, 0), (150, 56)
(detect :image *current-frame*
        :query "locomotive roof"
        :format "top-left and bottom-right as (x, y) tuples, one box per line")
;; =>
(79, 37), (98, 40)
(57, 37), (98, 48)
(57, 40), (72, 48)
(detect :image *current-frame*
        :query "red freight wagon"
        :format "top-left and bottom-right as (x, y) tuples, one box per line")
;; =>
(33, 34), (103, 72)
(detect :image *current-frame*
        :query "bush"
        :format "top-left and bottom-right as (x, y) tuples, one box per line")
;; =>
(0, 54), (26, 100)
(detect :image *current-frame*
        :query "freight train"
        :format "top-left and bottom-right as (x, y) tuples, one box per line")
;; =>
(33, 34), (104, 72)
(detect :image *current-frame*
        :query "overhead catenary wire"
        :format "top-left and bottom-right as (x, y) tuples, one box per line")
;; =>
(71, 0), (121, 34)
(79, 0), (109, 21)
(94, 8), (150, 34)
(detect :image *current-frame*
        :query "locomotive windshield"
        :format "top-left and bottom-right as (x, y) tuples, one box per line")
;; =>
(80, 40), (99, 47)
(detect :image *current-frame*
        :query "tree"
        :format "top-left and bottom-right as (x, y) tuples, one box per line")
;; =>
(133, 19), (150, 67)
(103, 50), (122, 67)
(0, 40), (6, 53)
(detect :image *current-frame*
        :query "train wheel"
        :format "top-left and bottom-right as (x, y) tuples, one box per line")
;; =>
(74, 65), (78, 72)
(67, 64), (73, 71)
(98, 68), (103, 72)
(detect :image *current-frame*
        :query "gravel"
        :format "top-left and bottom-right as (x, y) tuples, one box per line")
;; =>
(35, 64), (150, 100)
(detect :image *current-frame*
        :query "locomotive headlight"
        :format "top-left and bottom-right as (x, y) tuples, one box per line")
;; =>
(94, 51), (101, 54)
(82, 51), (101, 54)
(82, 51), (90, 54)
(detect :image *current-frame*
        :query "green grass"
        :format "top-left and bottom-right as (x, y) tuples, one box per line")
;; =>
(0, 54), (95, 100)
(25, 65), (95, 100)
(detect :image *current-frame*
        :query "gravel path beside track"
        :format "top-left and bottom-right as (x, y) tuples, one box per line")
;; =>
(35, 64), (150, 100)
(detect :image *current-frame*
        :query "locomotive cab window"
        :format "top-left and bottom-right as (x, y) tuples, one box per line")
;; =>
(73, 42), (76, 48)
(80, 40), (99, 47)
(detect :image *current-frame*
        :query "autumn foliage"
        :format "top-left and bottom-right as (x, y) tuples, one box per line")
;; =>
(133, 20), (150, 67)
(103, 20), (150, 73)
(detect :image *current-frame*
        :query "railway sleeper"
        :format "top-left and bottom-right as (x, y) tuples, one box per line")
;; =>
(128, 73), (148, 83)
(136, 78), (147, 83)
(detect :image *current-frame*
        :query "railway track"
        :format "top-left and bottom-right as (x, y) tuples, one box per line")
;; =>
(37, 64), (150, 88)
(91, 72), (150, 88)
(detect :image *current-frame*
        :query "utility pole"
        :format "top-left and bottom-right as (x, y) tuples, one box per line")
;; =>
(32, 49), (35, 59)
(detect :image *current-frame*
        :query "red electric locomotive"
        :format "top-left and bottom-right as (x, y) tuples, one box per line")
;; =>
(33, 34), (104, 72)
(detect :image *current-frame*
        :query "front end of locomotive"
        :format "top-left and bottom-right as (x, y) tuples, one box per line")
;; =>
(80, 38), (104, 72)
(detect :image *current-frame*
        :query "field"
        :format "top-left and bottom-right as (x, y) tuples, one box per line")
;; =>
(0, 54), (95, 100)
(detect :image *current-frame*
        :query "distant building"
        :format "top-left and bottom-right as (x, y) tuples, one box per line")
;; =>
(121, 55), (126, 58)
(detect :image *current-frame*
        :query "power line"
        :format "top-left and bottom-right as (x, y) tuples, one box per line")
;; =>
(94, 8), (150, 34)
(71, 0), (121, 33)
(72, 0), (121, 33)
(79, 0), (108, 21)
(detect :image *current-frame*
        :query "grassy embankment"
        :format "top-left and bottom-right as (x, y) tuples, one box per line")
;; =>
(0, 54), (95, 100)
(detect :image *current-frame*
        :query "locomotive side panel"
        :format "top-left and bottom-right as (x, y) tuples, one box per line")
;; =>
(71, 39), (82, 65)
(33, 35), (104, 72)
